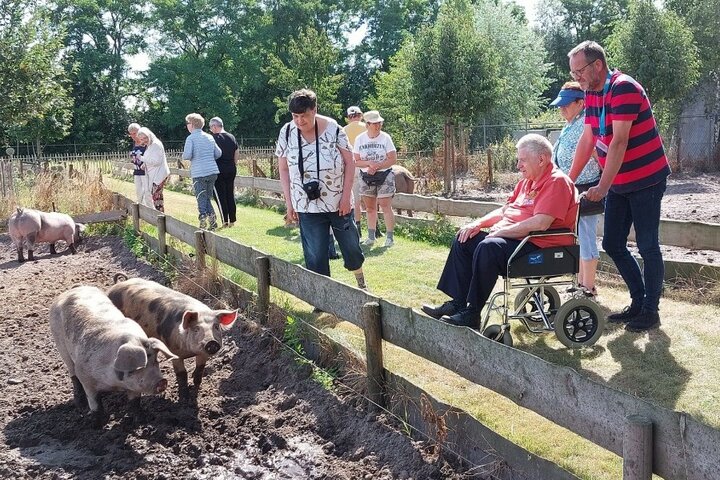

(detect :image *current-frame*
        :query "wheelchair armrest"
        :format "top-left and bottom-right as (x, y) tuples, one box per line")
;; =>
(527, 228), (572, 236)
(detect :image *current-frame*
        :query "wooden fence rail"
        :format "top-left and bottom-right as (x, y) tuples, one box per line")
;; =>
(117, 193), (720, 480)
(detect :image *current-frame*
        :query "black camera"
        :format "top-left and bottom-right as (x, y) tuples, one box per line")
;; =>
(302, 181), (321, 200)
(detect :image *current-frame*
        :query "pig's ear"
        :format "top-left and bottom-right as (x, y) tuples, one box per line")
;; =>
(217, 310), (238, 329)
(115, 343), (148, 373)
(182, 311), (199, 329)
(147, 338), (178, 362)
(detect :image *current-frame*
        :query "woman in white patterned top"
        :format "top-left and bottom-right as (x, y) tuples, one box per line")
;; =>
(276, 89), (367, 290)
(551, 81), (603, 297)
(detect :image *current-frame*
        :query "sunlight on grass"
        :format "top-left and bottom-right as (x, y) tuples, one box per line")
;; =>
(107, 177), (720, 480)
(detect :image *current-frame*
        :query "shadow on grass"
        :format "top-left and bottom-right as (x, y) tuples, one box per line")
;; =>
(517, 312), (690, 411)
(605, 327), (690, 410)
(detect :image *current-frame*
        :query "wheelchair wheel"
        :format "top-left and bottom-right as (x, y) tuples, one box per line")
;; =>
(482, 324), (513, 347)
(553, 298), (605, 348)
(514, 286), (561, 322)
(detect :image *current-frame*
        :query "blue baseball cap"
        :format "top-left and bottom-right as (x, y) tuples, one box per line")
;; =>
(550, 89), (585, 107)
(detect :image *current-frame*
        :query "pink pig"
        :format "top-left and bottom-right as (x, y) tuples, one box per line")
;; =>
(8, 207), (85, 262)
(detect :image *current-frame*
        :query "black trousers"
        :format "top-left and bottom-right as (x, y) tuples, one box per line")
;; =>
(437, 232), (538, 309)
(214, 169), (237, 224)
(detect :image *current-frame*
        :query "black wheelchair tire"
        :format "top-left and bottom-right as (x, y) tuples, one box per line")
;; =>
(553, 298), (605, 348)
(482, 324), (514, 347)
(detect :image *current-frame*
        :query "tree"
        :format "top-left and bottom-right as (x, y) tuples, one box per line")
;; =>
(368, 41), (442, 151)
(409, 0), (500, 192)
(665, 0), (720, 79)
(606, 0), (700, 125)
(0, 2), (73, 153)
(53, 0), (147, 150)
(536, 0), (628, 96)
(474, 0), (550, 125)
(264, 26), (344, 121)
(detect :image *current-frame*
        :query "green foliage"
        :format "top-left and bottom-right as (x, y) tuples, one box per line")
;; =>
(409, 0), (500, 124)
(283, 315), (336, 391)
(368, 41), (442, 151)
(393, 215), (457, 246)
(665, 0), (720, 79)
(53, 0), (146, 150)
(536, 0), (629, 97)
(474, 1), (550, 123)
(122, 225), (147, 257)
(264, 26), (344, 121)
(607, 0), (700, 121)
(0, 2), (73, 148)
(235, 189), (262, 208)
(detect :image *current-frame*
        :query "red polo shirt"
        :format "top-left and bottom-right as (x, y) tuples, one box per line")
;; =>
(492, 166), (578, 248)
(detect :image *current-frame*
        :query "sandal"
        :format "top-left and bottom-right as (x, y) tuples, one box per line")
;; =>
(581, 286), (597, 298)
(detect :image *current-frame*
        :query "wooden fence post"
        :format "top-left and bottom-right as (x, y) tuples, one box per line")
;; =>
(132, 203), (140, 234)
(487, 148), (493, 185)
(157, 214), (167, 257)
(362, 301), (385, 412)
(194, 230), (206, 270)
(623, 415), (653, 480)
(112, 193), (120, 209)
(255, 256), (270, 324)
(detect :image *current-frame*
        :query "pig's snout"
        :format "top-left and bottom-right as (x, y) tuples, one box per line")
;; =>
(155, 378), (168, 393)
(205, 341), (221, 355)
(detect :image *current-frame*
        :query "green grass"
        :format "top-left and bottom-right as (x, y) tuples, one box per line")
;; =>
(107, 178), (719, 480)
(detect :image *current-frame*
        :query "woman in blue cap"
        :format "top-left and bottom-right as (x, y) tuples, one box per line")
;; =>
(551, 81), (603, 297)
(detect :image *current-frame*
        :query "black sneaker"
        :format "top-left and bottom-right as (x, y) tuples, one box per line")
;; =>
(607, 305), (641, 324)
(421, 301), (460, 319)
(440, 307), (481, 329)
(626, 310), (661, 332)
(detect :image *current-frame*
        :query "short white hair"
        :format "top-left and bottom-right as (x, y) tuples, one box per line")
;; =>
(209, 117), (223, 128)
(516, 134), (553, 159)
(127, 123), (141, 133)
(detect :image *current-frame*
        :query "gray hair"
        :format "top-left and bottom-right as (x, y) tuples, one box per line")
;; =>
(137, 127), (158, 146)
(209, 117), (223, 128)
(516, 134), (553, 159)
(568, 40), (608, 69)
(127, 123), (141, 134)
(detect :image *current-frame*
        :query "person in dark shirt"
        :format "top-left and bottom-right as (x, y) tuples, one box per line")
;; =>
(209, 117), (240, 228)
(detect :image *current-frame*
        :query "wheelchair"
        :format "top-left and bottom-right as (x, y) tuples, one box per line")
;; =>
(479, 221), (606, 349)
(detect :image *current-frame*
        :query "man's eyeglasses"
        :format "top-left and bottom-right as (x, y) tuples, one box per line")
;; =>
(570, 60), (596, 79)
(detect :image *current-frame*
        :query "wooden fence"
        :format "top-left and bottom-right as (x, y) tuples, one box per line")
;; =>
(114, 191), (720, 480)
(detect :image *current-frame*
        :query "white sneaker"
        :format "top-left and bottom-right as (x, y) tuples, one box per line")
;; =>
(384, 237), (394, 247)
(363, 238), (375, 246)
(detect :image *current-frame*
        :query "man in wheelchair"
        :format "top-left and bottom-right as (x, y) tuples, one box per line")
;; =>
(422, 134), (579, 329)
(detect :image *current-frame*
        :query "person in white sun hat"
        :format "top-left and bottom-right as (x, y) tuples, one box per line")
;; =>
(353, 110), (397, 248)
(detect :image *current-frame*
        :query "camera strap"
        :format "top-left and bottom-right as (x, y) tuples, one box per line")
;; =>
(297, 121), (320, 182)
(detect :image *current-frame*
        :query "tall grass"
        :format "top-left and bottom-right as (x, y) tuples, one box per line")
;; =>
(0, 169), (114, 225)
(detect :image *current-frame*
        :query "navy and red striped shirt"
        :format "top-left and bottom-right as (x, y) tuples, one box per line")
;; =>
(584, 69), (670, 193)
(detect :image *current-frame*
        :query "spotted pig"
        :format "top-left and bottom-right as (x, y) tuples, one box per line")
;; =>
(107, 277), (237, 398)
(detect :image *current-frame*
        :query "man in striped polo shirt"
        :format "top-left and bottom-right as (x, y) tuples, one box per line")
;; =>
(567, 41), (670, 332)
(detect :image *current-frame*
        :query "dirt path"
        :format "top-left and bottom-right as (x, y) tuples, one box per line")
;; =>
(0, 234), (462, 479)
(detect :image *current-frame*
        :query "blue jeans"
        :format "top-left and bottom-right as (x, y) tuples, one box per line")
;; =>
(602, 179), (666, 312)
(193, 174), (218, 219)
(298, 210), (364, 276)
(578, 214), (601, 260)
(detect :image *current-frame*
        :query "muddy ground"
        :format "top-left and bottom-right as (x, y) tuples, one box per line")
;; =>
(0, 234), (464, 480)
